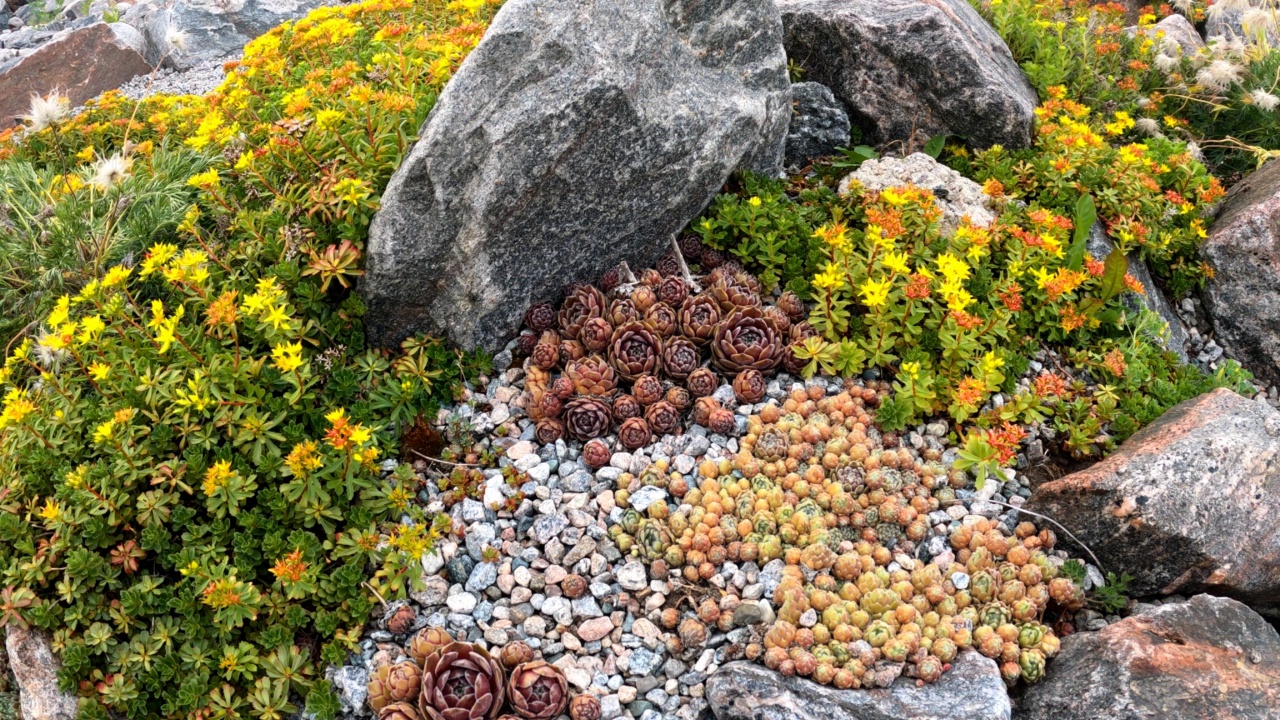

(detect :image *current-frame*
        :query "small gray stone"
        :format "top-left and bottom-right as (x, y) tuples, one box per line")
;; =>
(627, 485), (668, 514)
(465, 562), (498, 592)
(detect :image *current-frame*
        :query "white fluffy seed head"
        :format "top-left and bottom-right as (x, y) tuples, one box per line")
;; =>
(1155, 53), (1182, 74)
(1250, 88), (1280, 110)
(21, 91), (70, 132)
(92, 154), (132, 191)
(1135, 117), (1163, 137)
(1172, 0), (1195, 15)
(165, 26), (188, 51)
(1197, 58), (1245, 92)
(1241, 8), (1277, 39)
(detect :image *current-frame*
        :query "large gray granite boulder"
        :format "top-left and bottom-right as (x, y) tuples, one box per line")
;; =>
(1202, 158), (1280, 386)
(123, 0), (324, 71)
(1019, 595), (1280, 720)
(1025, 388), (1280, 607)
(778, 0), (1037, 149)
(706, 653), (1010, 720)
(363, 0), (791, 352)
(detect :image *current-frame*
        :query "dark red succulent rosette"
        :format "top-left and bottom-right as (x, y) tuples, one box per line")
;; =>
(712, 307), (782, 373)
(557, 284), (606, 340)
(562, 396), (613, 440)
(618, 417), (653, 450)
(418, 642), (505, 720)
(661, 336), (700, 380)
(608, 321), (662, 381)
(677, 294), (721, 346)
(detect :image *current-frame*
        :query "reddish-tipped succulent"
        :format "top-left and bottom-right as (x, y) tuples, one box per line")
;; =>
(733, 369), (767, 404)
(776, 291), (806, 322)
(559, 340), (586, 365)
(506, 662), (569, 720)
(550, 377), (575, 400)
(565, 355), (617, 396)
(677, 295), (720, 345)
(370, 662), (422, 712)
(657, 276), (689, 306)
(611, 394), (642, 422)
(686, 367), (719, 398)
(418, 642), (506, 720)
(382, 703), (424, 720)
(599, 266), (622, 292)
(692, 397), (720, 428)
(531, 340), (560, 371)
(516, 332), (538, 357)
(499, 642), (535, 670)
(387, 604), (416, 635)
(632, 375), (665, 406)
(630, 285), (657, 313)
(678, 235), (704, 259)
(661, 337), (699, 380)
(656, 251), (682, 278)
(707, 273), (760, 312)
(562, 397), (613, 441)
(535, 419), (564, 444)
(618, 417), (653, 450)
(558, 285), (606, 341)
(608, 322), (662, 381)
(644, 401), (681, 435)
(608, 299), (641, 326)
(538, 393), (564, 419)
(582, 439), (611, 470)
(712, 307), (782, 372)
(665, 386), (691, 411)
(644, 302), (678, 337)
(525, 303), (556, 333)
(782, 342), (807, 377)
(579, 317), (613, 353)
(569, 694), (602, 720)
(709, 407), (737, 435)
(410, 627), (455, 666)
(700, 247), (724, 269)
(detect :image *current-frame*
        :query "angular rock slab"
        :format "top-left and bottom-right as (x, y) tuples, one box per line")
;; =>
(1086, 221), (1189, 359)
(785, 81), (851, 168)
(1019, 595), (1280, 720)
(1026, 388), (1280, 606)
(1203, 157), (1280, 386)
(123, 0), (324, 70)
(706, 653), (1010, 720)
(778, 0), (1037, 149)
(0, 22), (151, 127)
(363, 0), (791, 352)
(6, 626), (78, 720)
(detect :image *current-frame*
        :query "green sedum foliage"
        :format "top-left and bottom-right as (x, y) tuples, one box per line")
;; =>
(0, 0), (503, 716)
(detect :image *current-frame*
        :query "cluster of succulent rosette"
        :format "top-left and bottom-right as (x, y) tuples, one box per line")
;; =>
(367, 624), (600, 720)
(519, 238), (813, 450)
(606, 384), (1085, 688)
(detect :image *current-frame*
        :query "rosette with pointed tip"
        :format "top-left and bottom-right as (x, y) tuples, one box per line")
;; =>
(712, 307), (782, 372)
(608, 322), (662, 381)
(506, 661), (569, 720)
(418, 642), (506, 720)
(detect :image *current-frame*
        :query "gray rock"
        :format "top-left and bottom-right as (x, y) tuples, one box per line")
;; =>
(465, 562), (498, 592)
(123, 0), (323, 71)
(5, 626), (78, 720)
(1087, 221), (1189, 359)
(706, 653), (1009, 720)
(616, 561), (648, 591)
(1026, 388), (1280, 606)
(784, 81), (850, 167)
(1128, 13), (1206, 55)
(627, 485), (668, 514)
(1019, 595), (1280, 720)
(1206, 0), (1280, 45)
(325, 663), (370, 718)
(363, 0), (791, 352)
(1203, 158), (1280, 385)
(778, 0), (1037, 149)
(841, 152), (994, 234)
